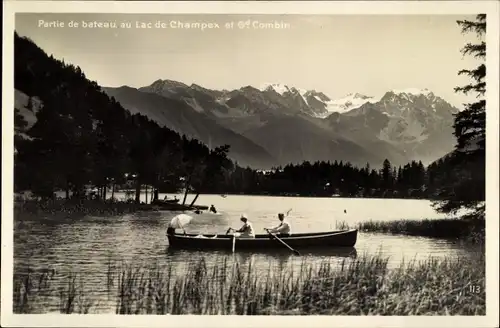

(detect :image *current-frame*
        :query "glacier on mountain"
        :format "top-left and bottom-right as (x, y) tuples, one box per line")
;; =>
(390, 88), (432, 96)
(322, 93), (380, 117)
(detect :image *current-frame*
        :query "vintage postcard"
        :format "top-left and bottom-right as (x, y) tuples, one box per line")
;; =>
(2, 1), (499, 327)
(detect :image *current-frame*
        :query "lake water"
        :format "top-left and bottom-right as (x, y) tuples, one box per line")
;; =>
(14, 194), (478, 313)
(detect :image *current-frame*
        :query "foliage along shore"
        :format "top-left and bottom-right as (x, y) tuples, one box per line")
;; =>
(13, 253), (485, 315)
(337, 218), (485, 245)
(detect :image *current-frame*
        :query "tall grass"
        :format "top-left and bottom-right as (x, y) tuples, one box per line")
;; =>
(13, 268), (96, 314)
(355, 218), (485, 244)
(13, 253), (485, 315)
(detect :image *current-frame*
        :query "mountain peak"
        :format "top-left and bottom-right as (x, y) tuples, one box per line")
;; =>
(389, 88), (433, 97)
(190, 83), (211, 92)
(345, 92), (371, 100)
(150, 79), (188, 88)
(259, 83), (292, 95)
(138, 79), (192, 98)
(240, 85), (261, 93)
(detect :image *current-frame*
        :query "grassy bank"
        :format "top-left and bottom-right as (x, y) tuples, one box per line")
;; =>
(345, 218), (485, 244)
(14, 198), (209, 217)
(14, 199), (163, 216)
(13, 253), (485, 315)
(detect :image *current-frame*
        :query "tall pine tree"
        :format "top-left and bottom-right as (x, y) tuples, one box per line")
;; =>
(433, 14), (486, 219)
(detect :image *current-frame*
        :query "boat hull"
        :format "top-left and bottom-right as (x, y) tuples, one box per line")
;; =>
(152, 203), (208, 211)
(163, 199), (180, 204)
(167, 229), (357, 250)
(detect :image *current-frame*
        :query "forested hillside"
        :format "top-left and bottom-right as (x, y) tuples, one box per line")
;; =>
(14, 32), (232, 202)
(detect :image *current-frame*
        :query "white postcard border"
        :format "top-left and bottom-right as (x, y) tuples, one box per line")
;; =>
(2, 1), (499, 327)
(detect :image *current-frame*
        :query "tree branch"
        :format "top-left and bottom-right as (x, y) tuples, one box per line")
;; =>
(460, 42), (486, 59)
(454, 82), (485, 97)
(457, 14), (486, 37)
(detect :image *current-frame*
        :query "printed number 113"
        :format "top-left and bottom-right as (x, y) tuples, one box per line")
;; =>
(470, 285), (481, 293)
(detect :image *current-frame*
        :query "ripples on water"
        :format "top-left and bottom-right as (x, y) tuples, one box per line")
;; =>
(13, 194), (479, 313)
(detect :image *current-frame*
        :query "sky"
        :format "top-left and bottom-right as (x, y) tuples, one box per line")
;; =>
(15, 13), (481, 107)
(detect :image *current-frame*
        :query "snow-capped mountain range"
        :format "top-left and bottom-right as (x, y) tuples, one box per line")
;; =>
(258, 83), (451, 118)
(259, 83), (375, 117)
(103, 79), (459, 168)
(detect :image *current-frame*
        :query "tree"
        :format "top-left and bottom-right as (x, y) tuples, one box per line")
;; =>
(189, 144), (232, 206)
(454, 14), (486, 155)
(433, 14), (486, 219)
(381, 159), (393, 191)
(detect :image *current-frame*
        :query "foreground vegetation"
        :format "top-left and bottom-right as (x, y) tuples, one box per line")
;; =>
(357, 219), (485, 244)
(335, 217), (485, 245)
(13, 253), (485, 315)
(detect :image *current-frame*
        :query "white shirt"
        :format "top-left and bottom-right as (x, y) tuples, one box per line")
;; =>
(269, 220), (291, 234)
(237, 221), (255, 237)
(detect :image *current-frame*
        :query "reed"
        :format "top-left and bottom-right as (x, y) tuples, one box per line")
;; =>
(356, 218), (485, 244)
(335, 220), (351, 230)
(13, 253), (485, 315)
(13, 268), (95, 314)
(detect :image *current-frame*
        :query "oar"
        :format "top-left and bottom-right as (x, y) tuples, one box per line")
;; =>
(265, 228), (300, 255)
(264, 208), (297, 254)
(226, 227), (236, 252)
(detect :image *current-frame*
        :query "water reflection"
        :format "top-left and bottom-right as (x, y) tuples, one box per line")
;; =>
(164, 246), (360, 276)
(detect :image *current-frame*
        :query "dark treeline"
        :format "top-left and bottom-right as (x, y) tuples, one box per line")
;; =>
(222, 159), (446, 199)
(14, 32), (232, 204)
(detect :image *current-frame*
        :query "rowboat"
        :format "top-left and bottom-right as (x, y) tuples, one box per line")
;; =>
(151, 202), (208, 211)
(152, 199), (180, 205)
(166, 229), (357, 251)
(162, 199), (180, 204)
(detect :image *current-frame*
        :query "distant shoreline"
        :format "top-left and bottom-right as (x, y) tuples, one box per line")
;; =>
(117, 190), (436, 201)
(15, 190), (449, 203)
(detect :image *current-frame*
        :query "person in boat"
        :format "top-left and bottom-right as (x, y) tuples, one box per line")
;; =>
(209, 204), (217, 214)
(266, 213), (291, 237)
(234, 214), (255, 238)
(163, 195), (168, 201)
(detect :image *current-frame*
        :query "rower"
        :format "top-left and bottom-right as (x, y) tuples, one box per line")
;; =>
(233, 214), (255, 238)
(209, 204), (217, 214)
(266, 213), (291, 237)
